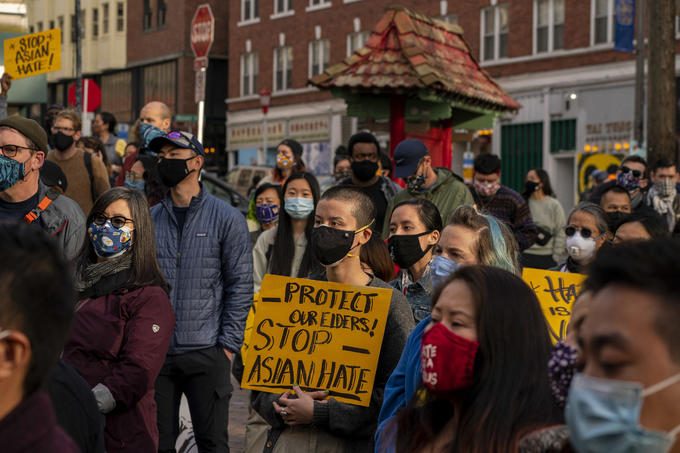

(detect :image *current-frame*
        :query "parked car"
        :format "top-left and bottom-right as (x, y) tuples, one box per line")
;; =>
(225, 165), (272, 197)
(201, 170), (250, 216)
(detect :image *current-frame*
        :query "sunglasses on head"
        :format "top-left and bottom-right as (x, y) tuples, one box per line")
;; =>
(620, 166), (642, 178)
(565, 226), (598, 239)
(93, 213), (133, 229)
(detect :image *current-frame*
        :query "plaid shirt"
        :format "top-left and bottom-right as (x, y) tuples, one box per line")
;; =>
(472, 185), (538, 251)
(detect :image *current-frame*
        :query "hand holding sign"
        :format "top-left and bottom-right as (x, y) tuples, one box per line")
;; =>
(1, 74), (12, 96)
(242, 274), (392, 407)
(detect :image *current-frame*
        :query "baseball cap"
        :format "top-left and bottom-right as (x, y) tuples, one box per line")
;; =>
(393, 139), (429, 179)
(149, 130), (205, 156)
(40, 160), (68, 192)
(0, 114), (48, 153)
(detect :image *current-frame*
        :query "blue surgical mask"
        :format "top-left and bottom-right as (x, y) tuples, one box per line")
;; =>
(88, 221), (134, 259)
(124, 179), (146, 192)
(430, 255), (460, 290)
(566, 373), (680, 453)
(0, 154), (25, 191)
(284, 197), (314, 219)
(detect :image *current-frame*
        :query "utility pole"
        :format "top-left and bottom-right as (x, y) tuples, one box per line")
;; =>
(633, 0), (645, 145)
(75, 0), (82, 111)
(647, 0), (676, 164)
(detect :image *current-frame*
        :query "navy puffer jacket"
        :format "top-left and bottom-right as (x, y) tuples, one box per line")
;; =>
(151, 187), (253, 354)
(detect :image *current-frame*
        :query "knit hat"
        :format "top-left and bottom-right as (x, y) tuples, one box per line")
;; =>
(40, 160), (68, 192)
(0, 114), (48, 153)
(278, 139), (303, 158)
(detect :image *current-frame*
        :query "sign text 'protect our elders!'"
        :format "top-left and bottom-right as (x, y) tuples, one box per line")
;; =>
(241, 275), (392, 407)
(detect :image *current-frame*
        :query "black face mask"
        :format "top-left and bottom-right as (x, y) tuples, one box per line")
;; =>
(605, 211), (630, 233)
(158, 156), (194, 187)
(52, 132), (74, 152)
(351, 160), (379, 182)
(388, 232), (432, 269)
(524, 180), (540, 195)
(311, 225), (356, 266)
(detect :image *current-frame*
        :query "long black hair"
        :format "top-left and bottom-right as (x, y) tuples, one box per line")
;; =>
(529, 168), (555, 197)
(395, 266), (561, 453)
(75, 186), (170, 295)
(269, 172), (322, 278)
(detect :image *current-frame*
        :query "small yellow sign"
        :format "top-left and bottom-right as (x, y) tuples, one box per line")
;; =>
(4, 29), (61, 80)
(241, 274), (392, 407)
(522, 268), (586, 343)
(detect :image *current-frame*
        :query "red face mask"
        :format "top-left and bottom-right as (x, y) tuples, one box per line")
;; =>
(421, 322), (479, 395)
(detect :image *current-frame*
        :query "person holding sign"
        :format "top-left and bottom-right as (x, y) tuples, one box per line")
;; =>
(250, 185), (414, 453)
(252, 172), (322, 293)
(553, 202), (608, 274)
(387, 198), (442, 322)
(389, 266), (564, 453)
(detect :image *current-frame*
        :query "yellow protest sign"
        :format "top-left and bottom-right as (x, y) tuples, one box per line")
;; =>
(241, 274), (392, 407)
(4, 29), (61, 80)
(522, 268), (586, 343)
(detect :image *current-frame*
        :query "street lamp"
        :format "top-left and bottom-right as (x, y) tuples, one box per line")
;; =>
(259, 89), (271, 165)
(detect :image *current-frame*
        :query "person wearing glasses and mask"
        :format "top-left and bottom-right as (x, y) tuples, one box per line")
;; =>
(552, 202), (608, 274)
(149, 130), (253, 453)
(46, 110), (111, 215)
(589, 155), (649, 210)
(62, 186), (174, 453)
(0, 114), (85, 260)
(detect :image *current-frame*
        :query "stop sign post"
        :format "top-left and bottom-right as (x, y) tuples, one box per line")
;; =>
(191, 4), (214, 143)
(68, 79), (101, 136)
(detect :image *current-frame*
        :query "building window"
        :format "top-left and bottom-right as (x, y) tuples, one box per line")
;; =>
(92, 8), (99, 39)
(58, 16), (64, 41)
(116, 2), (124, 32)
(309, 38), (330, 76)
(274, 46), (293, 91)
(29, 25), (34, 33)
(347, 30), (369, 56)
(70, 14), (77, 42)
(593, 0), (613, 44)
(481, 4), (509, 61)
(241, 52), (259, 96)
(143, 0), (152, 31)
(157, 0), (166, 27)
(103, 3), (109, 34)
(274, 0), (292, 15)
(309, 0), (331, 7)
(49, 20), (55, 30)
(37, 21), (43, 31)
(535, 0), (564, 53)
(242, 0), (259, 22)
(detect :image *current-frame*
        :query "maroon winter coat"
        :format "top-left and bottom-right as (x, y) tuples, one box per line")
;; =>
(63, 285), (175, 453)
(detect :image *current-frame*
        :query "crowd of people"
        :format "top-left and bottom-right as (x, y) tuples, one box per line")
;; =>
(0, 88), (679, 453)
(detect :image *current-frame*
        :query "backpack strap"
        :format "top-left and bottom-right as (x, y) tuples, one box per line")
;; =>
(83, 151), (97, 203)
(24, 189), (60, 224)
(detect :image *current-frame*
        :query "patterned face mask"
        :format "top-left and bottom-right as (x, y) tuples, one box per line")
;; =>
(0, 154), (26, 191)
(88, 221), (134, 259)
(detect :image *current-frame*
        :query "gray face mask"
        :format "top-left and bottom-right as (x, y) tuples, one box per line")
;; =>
(655, 180), (677, 198)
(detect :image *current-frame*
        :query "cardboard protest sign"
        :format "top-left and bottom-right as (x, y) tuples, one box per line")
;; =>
(241, 274), (392, 407)
(522, 268), (586, 343)
(4, 29), (61, 80)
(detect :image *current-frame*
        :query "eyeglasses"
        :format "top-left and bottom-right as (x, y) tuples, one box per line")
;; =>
(565, 226), (599, 239)
(93, 213), (134, 229)
(0, 144), (36, 158)
(51, 126), (75, 134)
(621, 166), (643, 178)
(125, 171), (144, 182)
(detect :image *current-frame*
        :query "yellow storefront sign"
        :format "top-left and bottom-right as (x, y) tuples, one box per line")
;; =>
(522, 268), (586, 343)
(241, 274), (392, 407)
(4, 29), (61, 80)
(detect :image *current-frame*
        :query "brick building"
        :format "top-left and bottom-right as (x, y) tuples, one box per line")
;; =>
(227, 0), (671, 209)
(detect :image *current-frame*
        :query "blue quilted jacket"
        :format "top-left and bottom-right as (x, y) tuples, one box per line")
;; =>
(151, 187), (254, 354)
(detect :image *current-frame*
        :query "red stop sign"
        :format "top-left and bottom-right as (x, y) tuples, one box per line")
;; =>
(68, 79), (101, 113)
(191, 4), (215, 59)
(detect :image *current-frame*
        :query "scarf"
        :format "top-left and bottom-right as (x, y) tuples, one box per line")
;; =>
(74, 254), (133, 297)
(647, 185), (677, 231)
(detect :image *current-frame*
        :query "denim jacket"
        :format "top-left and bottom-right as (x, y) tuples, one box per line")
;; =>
(389, 265), (433, 323)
